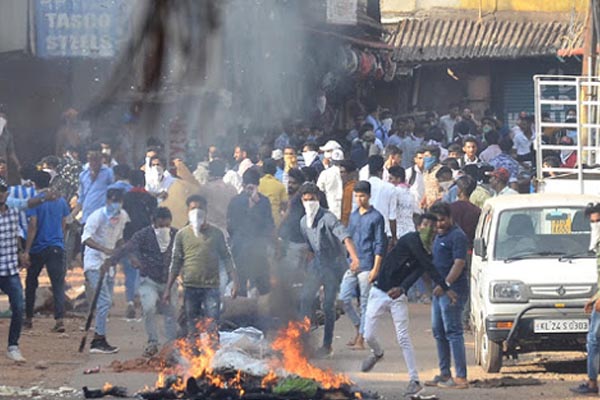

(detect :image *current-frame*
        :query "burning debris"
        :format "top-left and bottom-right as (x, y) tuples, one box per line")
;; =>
(82, 383), (128, 399)
(134, 319), (376, 400)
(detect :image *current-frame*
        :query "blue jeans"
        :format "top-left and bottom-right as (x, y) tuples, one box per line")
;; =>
(122, 258), (139, 303)
(184, 287), (220, 339)
(26, 247), (66, 320)
(432, 292), (467, 378)
(0, 274), (23, 347)
(339, 270), (371, 335)
(588, 308), (600, 380)
(139, 277), (177, 344)
(300, 260), (344, 348)
(85, 269), (115, 337)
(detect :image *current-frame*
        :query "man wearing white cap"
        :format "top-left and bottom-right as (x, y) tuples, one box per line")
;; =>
(320, 140), (343, 170)
(317, 148), (344, 220)
(271, 149), (285, 183)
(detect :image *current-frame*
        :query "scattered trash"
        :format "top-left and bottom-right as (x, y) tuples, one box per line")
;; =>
(0, 385), (77, 398)
(469, 377), (544, 389)
(83, 384), (128, 398)
(83, 366), (101, 375)
(34, 361), (48, 370)
(410, 394), (438, 400)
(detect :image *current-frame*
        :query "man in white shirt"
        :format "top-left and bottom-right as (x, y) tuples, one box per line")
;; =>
(512, 116), (534, 162)
(319, 140), (343, 170)
(82, 189), (130, 354)
(317, 149), (344, 219)
(233, 144), (254, 177)
(388, 166), (420, 239)
(145, 156), (175, 202)
(405, 148), (426, 211)
(367, 156), (397, 245)
(359, 145), (402, 182)
(439, 104), (460, 145)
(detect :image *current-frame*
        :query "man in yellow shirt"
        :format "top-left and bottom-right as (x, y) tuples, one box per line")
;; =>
(259, 159), (288, 227)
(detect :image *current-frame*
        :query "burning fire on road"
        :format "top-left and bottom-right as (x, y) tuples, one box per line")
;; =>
(135, 318), (375, 400)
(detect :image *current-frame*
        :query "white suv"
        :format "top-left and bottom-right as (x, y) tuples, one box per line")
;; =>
(470, 194), (598, 373)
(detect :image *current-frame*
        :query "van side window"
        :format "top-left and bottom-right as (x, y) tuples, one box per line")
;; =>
(481, 208), (492, 246)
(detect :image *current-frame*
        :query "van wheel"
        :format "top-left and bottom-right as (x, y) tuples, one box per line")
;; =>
(479, 326), (502, 373)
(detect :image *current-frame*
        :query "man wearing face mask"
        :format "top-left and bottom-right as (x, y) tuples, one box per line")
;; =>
(145, 156), (175, 202)
(421, 146), (443, 210)
(301, 143), (324, 175)
(107, 207), (178, 357)
(227, 168), (274, 297)
(165, 195), (239, 341)
(39, 156), (69, 200)
(82, 189), (130, 354)
(298, 183), (360, 359)
(317, 148), (344, 220)
(360, 214), (456, 397)
(571, 203), (600, 395)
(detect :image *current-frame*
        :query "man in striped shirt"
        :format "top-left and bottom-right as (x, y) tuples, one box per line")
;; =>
(8, 164), (37, 241)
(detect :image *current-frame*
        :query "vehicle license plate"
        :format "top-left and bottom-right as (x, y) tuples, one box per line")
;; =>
(533, 319), (588, 333)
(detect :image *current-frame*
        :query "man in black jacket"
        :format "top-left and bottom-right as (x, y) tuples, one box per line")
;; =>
(360, 213), (457, 397)
(105, 207), (176, 357)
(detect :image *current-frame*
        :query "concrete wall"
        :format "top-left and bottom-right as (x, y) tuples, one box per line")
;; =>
(381, 0), (587, 13)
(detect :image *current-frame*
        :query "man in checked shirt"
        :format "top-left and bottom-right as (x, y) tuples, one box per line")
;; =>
(0, 178), (28, 363)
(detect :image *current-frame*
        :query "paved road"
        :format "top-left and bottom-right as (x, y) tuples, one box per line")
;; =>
(0, 282), (590, 400)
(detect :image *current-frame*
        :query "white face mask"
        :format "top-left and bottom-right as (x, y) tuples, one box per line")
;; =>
(590, 221), (600, 252)
(382, 118), (393, 131)
(302, 151), (318, 167)
(43, 168), (57, 182)
(303, 200), (320, 227)
(146, 166), (164, 190)
(154, 227), (171, 252)
(101, 148), (111, 156)
(188, 208), (206, 236)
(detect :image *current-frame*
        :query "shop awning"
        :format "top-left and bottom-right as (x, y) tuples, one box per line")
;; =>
(385, 11), (584, 63)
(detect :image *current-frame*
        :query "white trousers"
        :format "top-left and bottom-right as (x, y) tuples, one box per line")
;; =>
(363, 286), (419, 381)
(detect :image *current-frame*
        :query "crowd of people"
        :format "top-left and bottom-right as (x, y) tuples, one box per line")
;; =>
(0, 102), (589, 397)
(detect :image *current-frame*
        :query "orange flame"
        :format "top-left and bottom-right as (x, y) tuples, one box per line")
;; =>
(155, 372), (165, 388)
(267, 318), (351, 389)
(152, 317), (351, 392)
(261, 370), (278, 387)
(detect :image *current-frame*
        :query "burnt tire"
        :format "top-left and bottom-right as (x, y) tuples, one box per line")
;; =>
(478, 325), (502, 373)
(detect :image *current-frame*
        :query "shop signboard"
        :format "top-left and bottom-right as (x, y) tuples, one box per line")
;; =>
(34, 0), (130, 58)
